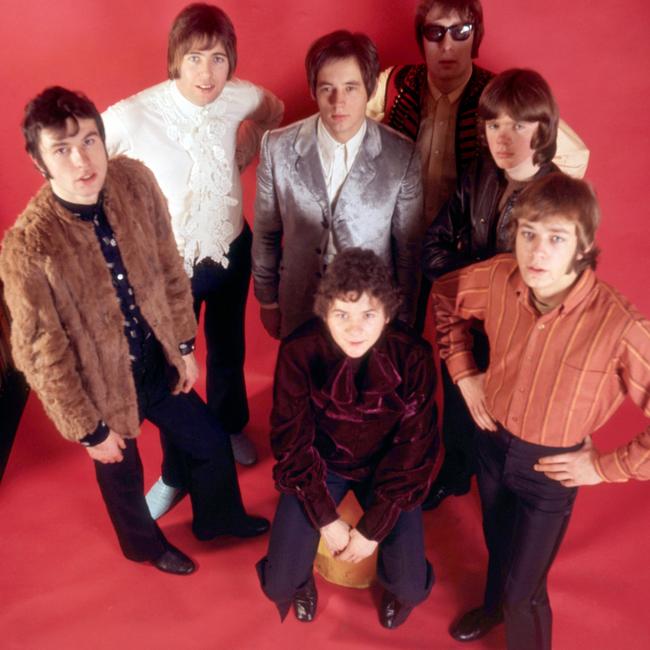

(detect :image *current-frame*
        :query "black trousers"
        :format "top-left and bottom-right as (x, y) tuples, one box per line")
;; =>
(432, 329), (490, 489)
(94, 337), (246, 561)
(257, 471), (434, 620)
(161, 224), (251, 487)
(476, 426), (581, 650)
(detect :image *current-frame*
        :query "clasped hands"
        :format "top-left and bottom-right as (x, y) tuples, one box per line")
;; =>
(320, 518), (378, 564)
(458, 373), (603, 487)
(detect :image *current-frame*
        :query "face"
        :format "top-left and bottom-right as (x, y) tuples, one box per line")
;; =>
(515, 215), (582, 304)
(315, 56), (369, 143)
(36, 117), (107, 205)
(485, 112), (538, 171)
(176, 40), (229, 106)
(422, 7), (474, 91)
(325, 292), (389, 358)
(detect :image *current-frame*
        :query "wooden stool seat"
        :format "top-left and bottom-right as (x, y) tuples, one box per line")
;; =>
(314, 492), (377, 589)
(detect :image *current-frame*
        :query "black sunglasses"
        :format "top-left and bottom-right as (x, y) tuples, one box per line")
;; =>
(422, 22), (474, 43)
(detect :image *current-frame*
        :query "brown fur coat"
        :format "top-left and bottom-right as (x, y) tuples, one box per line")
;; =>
(0, 156), (197, 442)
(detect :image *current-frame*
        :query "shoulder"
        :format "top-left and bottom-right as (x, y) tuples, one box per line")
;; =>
(278, 318), (331, 365)
(385, 321), (433, 358)
(104, 156), (162, 204)
(264, 115), (316, 150)
(591, 277), (650, 330)
(0, 186), (58, 276)
(370, 120), (416, 161)
(103, 81), (168, 119)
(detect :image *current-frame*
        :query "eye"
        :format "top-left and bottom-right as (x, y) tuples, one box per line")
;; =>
(364, 311), (376, 320)
(551, 235), (565, 244)
(83, 136), (96, 147)
(54, 146), (68, 156)
(486, 122), (498, 130)
(213, 55), (226, 64)
(519, 230), (534, 241)
(187, 54), (200, 63)
(514, 123), (527, 131)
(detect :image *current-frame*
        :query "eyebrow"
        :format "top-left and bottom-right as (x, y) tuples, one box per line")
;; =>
(46, 129), (100, 148)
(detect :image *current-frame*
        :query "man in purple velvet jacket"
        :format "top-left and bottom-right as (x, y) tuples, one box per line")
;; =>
(256, 248), (438, 628)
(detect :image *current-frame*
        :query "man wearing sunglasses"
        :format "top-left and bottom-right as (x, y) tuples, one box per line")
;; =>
(367, 0), (589, 511)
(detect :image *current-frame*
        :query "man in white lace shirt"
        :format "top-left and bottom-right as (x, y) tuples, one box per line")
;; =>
(103, 3), (283, 516)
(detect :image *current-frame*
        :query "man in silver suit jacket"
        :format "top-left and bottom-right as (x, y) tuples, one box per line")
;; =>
(252, 30), (423, 339)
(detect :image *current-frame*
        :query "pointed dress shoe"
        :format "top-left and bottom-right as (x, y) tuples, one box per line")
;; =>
(151, 545), (196, 575)
(379, 591), (415, 629)
(449, 606), (504, 642)
(293, 576), (318, 622)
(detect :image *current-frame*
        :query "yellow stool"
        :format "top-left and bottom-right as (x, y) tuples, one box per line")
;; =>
(314, 492), (378, 589)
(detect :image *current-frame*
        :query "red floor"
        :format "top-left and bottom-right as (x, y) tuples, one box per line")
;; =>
(2, 321), (649, 650)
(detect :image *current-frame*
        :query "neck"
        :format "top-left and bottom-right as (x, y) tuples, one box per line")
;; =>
(505, 157), (540, 182)
(428, 65), (472, 96)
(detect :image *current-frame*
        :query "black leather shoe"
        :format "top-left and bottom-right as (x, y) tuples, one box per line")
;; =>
(449, 606), (504, 642)
(228, 515), (270, 538)
(293, 576), (317, 622)
(422, 481), (471, 511)
(152, 546), (196, 575)
(379, 591), (414, 629)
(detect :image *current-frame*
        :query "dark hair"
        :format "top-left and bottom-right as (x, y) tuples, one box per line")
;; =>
(478, 68), (559, 166)
(168, 3), (237, 79)
(314, 248), (402, 320)
(415, 0), (484, 58)
(22, 86), (105, 177)
(509, 172), (600, 273)
(305, 30), (379, 97)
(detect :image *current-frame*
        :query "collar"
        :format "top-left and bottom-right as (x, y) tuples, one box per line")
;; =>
(316, 117), (367, 170)
(53, 192), (104, 222)
(170, 79), (221, 117)
(427, 65), (472, 104)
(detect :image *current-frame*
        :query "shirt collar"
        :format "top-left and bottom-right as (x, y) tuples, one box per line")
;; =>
(427, 65), (473, 104)
(316, 117), (367, 169)
(53, 192), (104, 222)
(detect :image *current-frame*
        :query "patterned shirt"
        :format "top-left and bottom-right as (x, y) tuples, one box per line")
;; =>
(431, 254), (650, 482)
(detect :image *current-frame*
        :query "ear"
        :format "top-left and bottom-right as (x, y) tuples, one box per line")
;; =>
(29, 155), (48, 178)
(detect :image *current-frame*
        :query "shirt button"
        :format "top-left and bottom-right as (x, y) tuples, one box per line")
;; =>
(434, 149), (440, 155)
(480, 218), (486, 224)
(538, 324), (545, 330)
(117, 273), (124, 281)
(111, 239), (117, 246)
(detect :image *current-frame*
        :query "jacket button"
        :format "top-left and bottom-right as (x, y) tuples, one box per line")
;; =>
(480, 218), (486, 223)
(315, 248), (322, 255)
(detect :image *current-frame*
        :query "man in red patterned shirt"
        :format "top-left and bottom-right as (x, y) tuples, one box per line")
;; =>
(431, 172), (650, 649)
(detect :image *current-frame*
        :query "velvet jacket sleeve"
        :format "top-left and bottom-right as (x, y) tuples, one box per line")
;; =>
(355, 347), (438, 542)
(270, 337), (339, 530)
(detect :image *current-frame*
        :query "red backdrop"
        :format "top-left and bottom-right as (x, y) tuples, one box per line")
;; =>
(1, 2), (649, 649)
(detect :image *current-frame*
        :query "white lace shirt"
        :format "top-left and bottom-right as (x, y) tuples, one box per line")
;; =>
(103, 79), (283, 276)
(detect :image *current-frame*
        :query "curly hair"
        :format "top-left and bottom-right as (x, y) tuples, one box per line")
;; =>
(313, 248), (402, 320)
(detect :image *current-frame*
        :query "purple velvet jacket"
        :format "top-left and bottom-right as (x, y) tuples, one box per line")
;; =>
(270, 318), (439, 542)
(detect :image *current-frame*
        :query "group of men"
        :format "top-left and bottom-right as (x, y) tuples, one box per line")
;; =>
(1, 1), (648, 649)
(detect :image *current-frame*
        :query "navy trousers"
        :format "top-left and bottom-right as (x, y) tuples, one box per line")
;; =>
(161, 223), (251, 486)
(94, 337), (246, 561)
(476, 426), (581, 650)
(257, 471), (433, 620)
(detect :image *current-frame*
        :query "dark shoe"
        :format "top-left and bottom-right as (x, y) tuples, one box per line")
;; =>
(228, 515), (270, 538)
(293, 576), (317, 622)
(379, 591), (414, 629)
(230, 432), (258, 466)
(422, 481), (471, 511)
(151, 546), (196, 575)
(449, 606), (504, 642)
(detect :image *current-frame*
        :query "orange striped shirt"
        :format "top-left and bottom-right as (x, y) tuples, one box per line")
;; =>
(430, 254), (650, 482)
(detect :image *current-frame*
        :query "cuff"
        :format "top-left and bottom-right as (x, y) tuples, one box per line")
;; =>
(179, 338), (196, 356)
(356, 500), (401, 543)
(594, 451), (631, 483)
(79, 421), (110, 447)
(445, 351), (479, 383)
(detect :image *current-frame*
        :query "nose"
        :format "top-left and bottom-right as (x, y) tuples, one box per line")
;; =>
(345, 318), (363, 334)
(329, 88), (343, 106)
(497, 130), (511, 145)
(70, 146), (89, 167)
(440, 31), (454, 50)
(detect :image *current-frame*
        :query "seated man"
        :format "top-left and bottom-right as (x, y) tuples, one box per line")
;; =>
(257, 248), (438, 628)
(0, 86), (268, 575)
(252, 30), (423, 339)
(431, 173), (650, 649)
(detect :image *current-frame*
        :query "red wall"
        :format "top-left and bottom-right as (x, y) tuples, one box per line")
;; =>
(1, 0), (649, 436)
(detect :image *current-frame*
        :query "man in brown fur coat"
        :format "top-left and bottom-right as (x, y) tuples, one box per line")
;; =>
(0, 86), (269, 574)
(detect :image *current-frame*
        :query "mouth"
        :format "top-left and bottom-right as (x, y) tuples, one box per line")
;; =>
(527, 266), (546, 275)
(77, 172), (97, 184)
(196, 84), (215, 92)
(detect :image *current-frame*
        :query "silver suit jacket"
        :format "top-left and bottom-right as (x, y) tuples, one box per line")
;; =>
(252, 115), (423, 338)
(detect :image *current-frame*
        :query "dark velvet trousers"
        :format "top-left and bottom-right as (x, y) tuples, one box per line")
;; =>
(93, 337), (246, 561)
(257, 471), (434, 620)
(476, 426), (581, 650)
(161, 224), (251, 487)
(432, 330), (490, 490)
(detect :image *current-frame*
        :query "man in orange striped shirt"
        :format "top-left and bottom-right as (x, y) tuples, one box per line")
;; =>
(431, 172), (650, 649)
